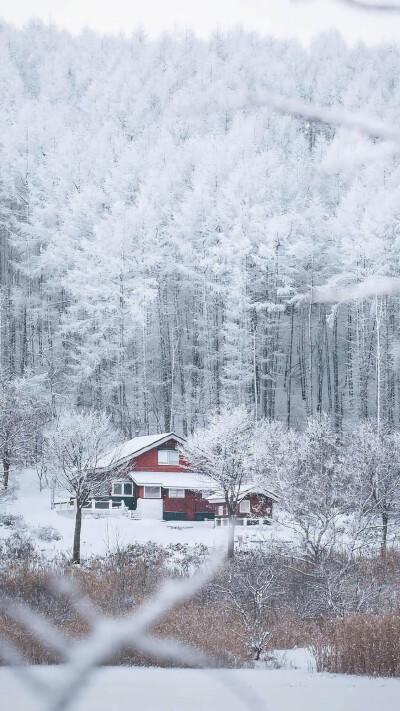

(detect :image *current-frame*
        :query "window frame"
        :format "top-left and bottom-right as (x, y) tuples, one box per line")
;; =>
(158, 449), (179, 465)
(239, 499), (251, 514)
(112, 481), (134, 497)
(168, 488), (185, 499)
(144, 485), (162, 499)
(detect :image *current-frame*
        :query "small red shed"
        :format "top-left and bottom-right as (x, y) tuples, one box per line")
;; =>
(208, 486), (277, 527)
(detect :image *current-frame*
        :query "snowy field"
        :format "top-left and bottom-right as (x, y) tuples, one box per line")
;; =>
(0, 470), (286, 556)
(2, 666), (400, 711)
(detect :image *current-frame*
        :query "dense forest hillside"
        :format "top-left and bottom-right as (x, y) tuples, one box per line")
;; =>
(1, 22), (400, 435)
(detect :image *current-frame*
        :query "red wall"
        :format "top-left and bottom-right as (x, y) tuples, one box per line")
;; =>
(135, 487), (213, 521)
(249, 494), (273, 517)
(129, 438), (185, 472)
(163, 490), (214, 520)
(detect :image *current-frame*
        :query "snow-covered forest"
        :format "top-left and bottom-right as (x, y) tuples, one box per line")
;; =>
(3, 22), (400, 435)
(3, 11), (400, 708)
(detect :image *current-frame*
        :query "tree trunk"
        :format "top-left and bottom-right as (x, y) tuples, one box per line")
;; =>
(73, 504), (83, 564)
(316, 306), (324, 414)
(346, 305), (354, 413)
(381, 509), (388, 558)
(227, 513), (236, 559)
(332, 311), (341, 433)
(286, 304), (294, 429)
(308, 300), (313, 416)
(3, 456), (10, 490)
(375, 295), (382, 436)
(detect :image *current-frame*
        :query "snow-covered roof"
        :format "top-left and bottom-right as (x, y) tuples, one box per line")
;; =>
(95, 432), (184, 470)
(130, 471), (213, 491)
(208, 483), (279, 503)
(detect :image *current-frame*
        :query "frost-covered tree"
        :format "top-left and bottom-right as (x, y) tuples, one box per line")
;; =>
(43, 410), (117, 563)
(185, 407), (255, 557)
(0, 377), (46, 490)
(2, 23), (400, 432)
(343, 421), (400, 555)
(215, 550), (278, 662)
(257, 415), (347, 563)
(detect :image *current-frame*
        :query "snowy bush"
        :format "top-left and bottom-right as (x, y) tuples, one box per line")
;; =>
(0, 512), (24, 528)
(166, 543), (209, 576)
(262, 652), (282, 669)
(35, 525), (62, 542)
(0, 531), (36, 561)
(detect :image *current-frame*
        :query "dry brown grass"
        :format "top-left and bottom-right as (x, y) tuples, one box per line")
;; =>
(0, 551), (248, 666)
(313, 613), (400, 676)
(2, 543), (400, 672)
(268, 615), (317, 651)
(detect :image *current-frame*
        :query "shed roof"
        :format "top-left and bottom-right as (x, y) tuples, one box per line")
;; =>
(208, 483), (279, 503)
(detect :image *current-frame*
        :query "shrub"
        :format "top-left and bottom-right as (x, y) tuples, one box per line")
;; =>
(0, 544), (399, 671)
(35, 525), (62, 542)
(0, 531), (36, 561)
(0, 513), (24, 528)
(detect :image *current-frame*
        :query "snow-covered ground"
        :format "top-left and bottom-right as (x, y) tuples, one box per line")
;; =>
(272, 647), (316, 672)
(1, 666), (399, 711)
(0, 469), (288, 557)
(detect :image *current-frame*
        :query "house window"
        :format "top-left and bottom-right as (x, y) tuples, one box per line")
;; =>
(144, 485), (161, 499)
(168, 488), (185, 498)
(218, 505), (224, 516)
(239, 499), (251, 514)
(112, 481), (133, 497)
(158, 449), (179, 465)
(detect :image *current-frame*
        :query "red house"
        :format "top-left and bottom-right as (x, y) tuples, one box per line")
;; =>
(93, 432), (215, 521)
(90, 432), (276, 525)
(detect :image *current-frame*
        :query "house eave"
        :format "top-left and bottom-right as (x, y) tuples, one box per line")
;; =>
(129, 471), (213, 491)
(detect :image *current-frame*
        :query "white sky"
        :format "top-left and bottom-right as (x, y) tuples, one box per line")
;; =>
(1, 0), (400, 44)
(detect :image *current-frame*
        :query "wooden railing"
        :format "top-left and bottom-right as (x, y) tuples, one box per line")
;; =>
(54, 499), (127, 514)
